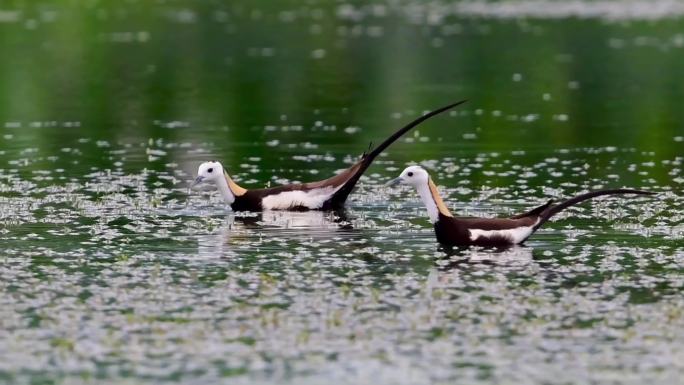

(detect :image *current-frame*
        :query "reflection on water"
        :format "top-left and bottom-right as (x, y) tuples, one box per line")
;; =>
(195, 215), (241, 259)
(195, 210), (355, 258)
(256, 210), (350, 230)
(0, 0), (683, 384)
(439, 244), (535, 266)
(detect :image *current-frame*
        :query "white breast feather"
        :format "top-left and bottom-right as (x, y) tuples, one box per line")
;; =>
(468, 219), (540, 244)
(261, 186), (338, 210)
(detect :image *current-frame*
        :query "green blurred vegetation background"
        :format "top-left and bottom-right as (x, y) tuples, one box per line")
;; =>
(0, 1), (682, 170)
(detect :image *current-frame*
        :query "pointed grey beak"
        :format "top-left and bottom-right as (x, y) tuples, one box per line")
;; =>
(385, 177), (403, 187)
(191, 176), (204, 188)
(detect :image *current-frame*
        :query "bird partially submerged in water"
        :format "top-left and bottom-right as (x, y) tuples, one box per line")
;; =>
(387, 165), (654, 247)
(192, 100), (467, 211)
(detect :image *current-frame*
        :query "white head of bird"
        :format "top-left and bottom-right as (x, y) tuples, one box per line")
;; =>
(194, 161), (224, 185)
(192, 161), (238, 204)
(386, 165), (452, 223)
(387, 165), (430, 188)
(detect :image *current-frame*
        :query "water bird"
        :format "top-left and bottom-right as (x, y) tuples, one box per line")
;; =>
(386, 165), (654, 247)
(192, 100), (467, 211)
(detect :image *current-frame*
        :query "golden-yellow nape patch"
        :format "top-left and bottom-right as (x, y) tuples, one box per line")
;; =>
(224, 170), (247, 196)
(428, 178), (453, 217)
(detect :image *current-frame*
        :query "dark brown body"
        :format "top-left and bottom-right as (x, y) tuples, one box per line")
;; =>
(435, 214), (539, 247)
(432, 190), (653, 247)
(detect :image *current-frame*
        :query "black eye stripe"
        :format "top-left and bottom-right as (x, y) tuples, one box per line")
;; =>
(407, 172), (413, 177)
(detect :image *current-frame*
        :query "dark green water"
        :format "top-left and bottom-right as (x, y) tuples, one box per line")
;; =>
(0, 1), (682, 384)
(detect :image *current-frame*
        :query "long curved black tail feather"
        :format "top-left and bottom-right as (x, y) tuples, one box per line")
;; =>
(535, 188), (654, 230)
(326, 100), (468, 209)
(362, 100), (468, 162)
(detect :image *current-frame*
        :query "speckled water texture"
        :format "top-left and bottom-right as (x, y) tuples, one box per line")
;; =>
(0, 1), (683, 385)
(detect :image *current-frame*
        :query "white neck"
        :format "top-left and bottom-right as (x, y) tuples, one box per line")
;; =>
(215, 173), (236, 204)
(415, 182), (439, 223)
